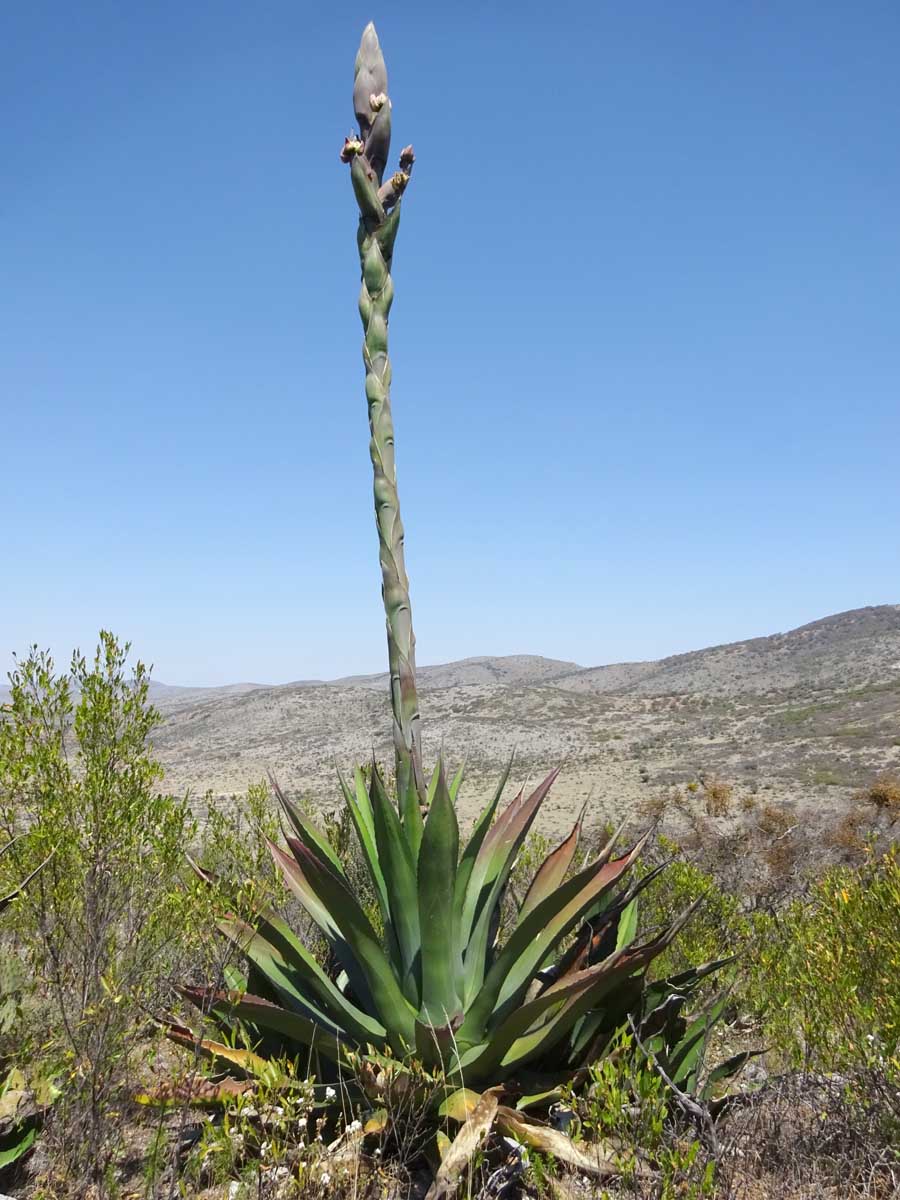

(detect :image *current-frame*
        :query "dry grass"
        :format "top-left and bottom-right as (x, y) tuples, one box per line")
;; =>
(824, 806), (868, 859)
(864, 772), (900, 815)
(756, 803), (792, 838)
(702, 777), (733, 817)
(713, 1071), (900, 1200)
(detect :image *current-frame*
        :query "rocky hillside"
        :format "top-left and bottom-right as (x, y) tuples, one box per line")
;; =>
(557, 606), (900, 697)
(134, 606), (900, 837)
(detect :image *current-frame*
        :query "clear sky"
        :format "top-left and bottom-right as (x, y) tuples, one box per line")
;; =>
(2, 1), (898, 685)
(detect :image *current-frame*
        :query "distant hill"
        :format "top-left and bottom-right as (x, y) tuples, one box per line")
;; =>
(554, 605), (900, 697)
(145, 680), (268, 709)
(0, 678), (267, 708)
(7, 608), (896, 710)
(140, 605), (900, 828)
(4, 607), (899, 836)
(333, 654), (582, 692)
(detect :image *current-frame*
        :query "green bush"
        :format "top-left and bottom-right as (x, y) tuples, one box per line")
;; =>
(563, 1030), (716, 1200)
(746, 845), (900, 1076)
(637, 838), (749, 986)
(198, 781), (284, 908)
(0, 633), (196, 1189)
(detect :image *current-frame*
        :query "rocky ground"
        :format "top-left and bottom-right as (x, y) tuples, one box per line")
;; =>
(148, 605), (900, 845)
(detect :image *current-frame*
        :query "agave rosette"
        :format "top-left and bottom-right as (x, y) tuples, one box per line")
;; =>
(175, 759), (745, 1105)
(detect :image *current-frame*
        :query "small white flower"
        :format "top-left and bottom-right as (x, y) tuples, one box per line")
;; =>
(348, 1119), (362, 1132)
(320, 1171), (331, 1186)
(325, 1085), (337, 1100)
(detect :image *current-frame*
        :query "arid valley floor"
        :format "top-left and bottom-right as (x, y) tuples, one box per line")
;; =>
(139, 605), (900, 847)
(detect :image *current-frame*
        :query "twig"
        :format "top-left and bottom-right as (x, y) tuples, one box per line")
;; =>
(627, 1014), (721, 1158)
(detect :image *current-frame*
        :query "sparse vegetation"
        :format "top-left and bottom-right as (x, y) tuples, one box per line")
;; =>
(1, 638), (897, 1196)
(0, 634), (200, 1190)
(864, 771), (900, 814)
(1, 18), (898, 1200)
(701, 777), (733, 817)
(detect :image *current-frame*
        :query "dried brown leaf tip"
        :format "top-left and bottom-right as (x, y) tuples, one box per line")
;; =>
(139, 1075), (252, 1106)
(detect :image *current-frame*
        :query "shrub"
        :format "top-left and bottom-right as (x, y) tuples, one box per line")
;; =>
(824, 806), (868, 859)
(864, 772), (900, 815)
(746, 846), (900, 1079)
(0, 633), (195, 1189)
(563, 1030), (717, 1199)
(198, 781), (284, 908)
(637, 839), (749, 987)
(701, 777), (732, 818)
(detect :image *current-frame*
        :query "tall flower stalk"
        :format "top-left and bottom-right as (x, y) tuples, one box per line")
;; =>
(342, 23), (421, 800)
(163, 28), (748, 1153)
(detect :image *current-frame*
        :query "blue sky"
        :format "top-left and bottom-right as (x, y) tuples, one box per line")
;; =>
(2, 1), (898, 685)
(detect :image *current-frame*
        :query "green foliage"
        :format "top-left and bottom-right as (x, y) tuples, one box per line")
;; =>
(0, 946), (41, 1176)
(198, 781), (284, 916)
(746, 845), (900, 1076)
(175, 755), (744, 1131)
(0, 633), (196, 1185)
(180, 1067), (326, 1195)
(637, 838), (749, 986)
(565, 1031), (716, 1199)
(0, 1066), (37, 1171)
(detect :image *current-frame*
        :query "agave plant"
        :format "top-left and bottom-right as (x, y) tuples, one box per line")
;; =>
(170, 23), (750, 1155)
(178, 760), (748, 1108)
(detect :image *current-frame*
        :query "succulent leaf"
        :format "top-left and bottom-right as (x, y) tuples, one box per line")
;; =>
(270, 775), (344, 875)
(701, 1048), (765, 1099)
(418, 763), (463, 1027)
(296, 838), (418, 1050)
(337, 766), (391, 924)
(452, 753), (514, 951)
(400, 765), (425, 858)
(518, 802), (586, 921)
(165, 1022), (270, 1079)
(459, 769), (561, 1005)
(181, 987), (349, 1064)
(369, 763), (421, 997)
(464, 835), (650, 1041)
(217, 914), (385, 1045)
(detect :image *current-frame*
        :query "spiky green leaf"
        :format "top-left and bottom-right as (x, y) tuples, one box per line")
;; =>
(418, 763), (462, 1026)
(369, 763), (421, 998)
